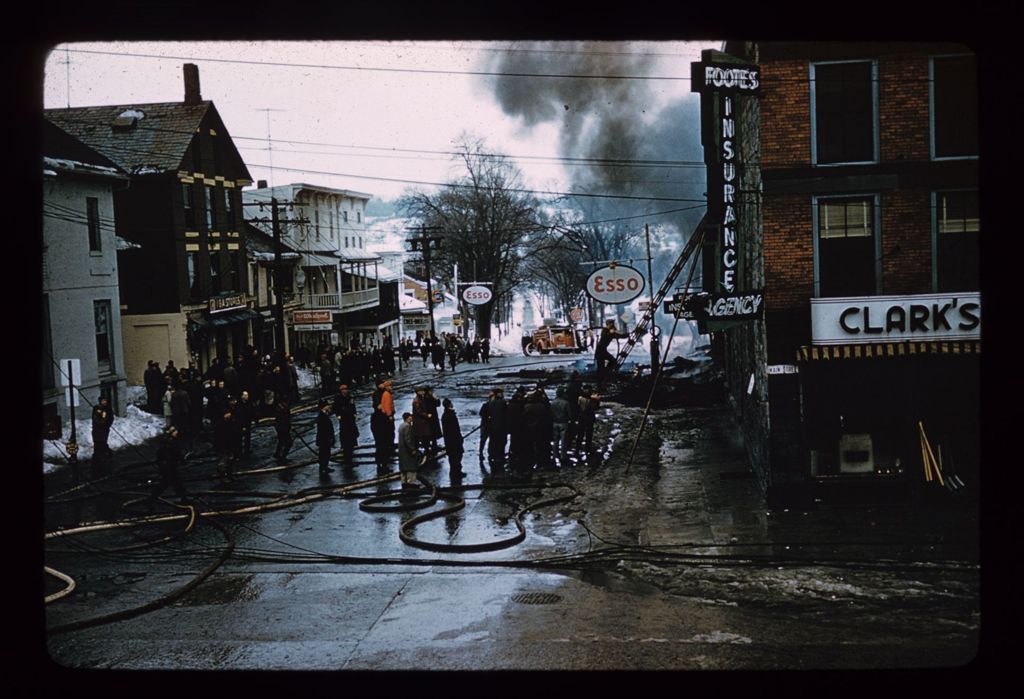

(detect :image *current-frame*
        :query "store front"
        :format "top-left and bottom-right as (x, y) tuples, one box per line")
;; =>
(798, 292), (981, 492)
(187, 292), (259, 373)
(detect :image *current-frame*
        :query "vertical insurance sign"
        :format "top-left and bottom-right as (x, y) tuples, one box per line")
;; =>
(691, 57), (760, 295)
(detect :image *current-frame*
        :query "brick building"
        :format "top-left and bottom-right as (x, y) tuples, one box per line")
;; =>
(694, 42), (979, 505)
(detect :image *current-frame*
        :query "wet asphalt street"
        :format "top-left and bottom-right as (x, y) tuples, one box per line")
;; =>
(39, 351), (988, 682)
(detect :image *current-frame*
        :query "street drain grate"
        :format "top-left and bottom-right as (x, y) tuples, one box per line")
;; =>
(511, 592), (562, 605)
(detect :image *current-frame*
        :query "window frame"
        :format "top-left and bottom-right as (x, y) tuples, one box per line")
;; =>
(929, 53), (979, 161)
(810, 59), (879, 167)
(205, 185), (216, 230)
(94, 299), (115, 376)
(931, 188), (980, 292)
(812, 193), (882, 298)
(86, 197), (101, 252)
(182, 183), (196, 229)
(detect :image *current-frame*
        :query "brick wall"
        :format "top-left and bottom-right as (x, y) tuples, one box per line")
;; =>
(881, 190), (933, 294)
(764, 195), (814, 309)
(760, 61), (811, 168)
(879, 55), (931, 162)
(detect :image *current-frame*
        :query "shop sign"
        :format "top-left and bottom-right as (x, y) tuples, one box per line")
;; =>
(767, 364), (799, 375)
(209, 293), (245, 313)
(462, 284), (492, 305)
(569, 307), (584, 322)
(811, 293), (981, 345)
(690, 61), (761, 95)
(691, 290), (764, 321)
(585, 264), (645, 304)
(293, 309), (332, 331)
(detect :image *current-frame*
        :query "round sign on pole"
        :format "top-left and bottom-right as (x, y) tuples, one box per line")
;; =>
(462, 284), (493, 306)
(584, 265), (645, 304)
(569, 307), (583, 323)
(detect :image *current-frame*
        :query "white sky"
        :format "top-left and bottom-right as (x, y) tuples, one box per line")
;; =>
(43, 40), (719, 202)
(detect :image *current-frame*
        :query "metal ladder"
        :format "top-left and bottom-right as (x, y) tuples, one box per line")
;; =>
(610, 216), (708, 373)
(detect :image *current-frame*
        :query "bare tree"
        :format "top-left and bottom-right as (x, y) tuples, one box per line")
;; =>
(399, 135), (546, 339)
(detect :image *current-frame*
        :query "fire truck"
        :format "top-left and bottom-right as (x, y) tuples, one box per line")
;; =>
(523, 324), (591, 355)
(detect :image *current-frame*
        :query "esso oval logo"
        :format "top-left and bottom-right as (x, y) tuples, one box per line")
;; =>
(462, 284), (493, 305)
(585, 265), (645, 304)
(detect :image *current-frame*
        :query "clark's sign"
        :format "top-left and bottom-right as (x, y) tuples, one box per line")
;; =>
(690, 291), (764, 322)
(811, 293), (981, 345)
(585, 264), (645, 304)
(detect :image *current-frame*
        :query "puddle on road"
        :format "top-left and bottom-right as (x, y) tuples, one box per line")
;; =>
(174, 574), (262, 606)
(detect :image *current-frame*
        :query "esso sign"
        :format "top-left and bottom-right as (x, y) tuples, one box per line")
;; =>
(585, 265), (645, 304)
(462, 284), (493, 305)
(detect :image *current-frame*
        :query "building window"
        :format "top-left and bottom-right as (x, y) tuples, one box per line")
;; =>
(187, 251), (201, 300)
(183, 183), (196, 229)
(227, 250), (240, 291)
(343, 210), (348, 223)
(812, 61), (876, 165)
(356, 211), (361, 223)
(42, 294), (54, 388)
(86, 197), (101, 252)
(210, 251), (221, 293)
(315, 210), (320, 239)
(94, 300), (114, 375)
(932, 55), (978, 159)
(205, 185), (216, 230)
(344, 236), (349, 248)
(329, 211), (335, 238)
(223, 188), (235, 229)
(814, 196), (879, 297)
(934, 190), (979, 292)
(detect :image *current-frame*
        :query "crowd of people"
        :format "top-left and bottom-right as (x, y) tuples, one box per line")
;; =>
(96, 333), (611, 502)
(476, 369), (603, 480)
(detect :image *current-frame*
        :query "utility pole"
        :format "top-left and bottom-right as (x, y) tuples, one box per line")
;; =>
(645, 223), (660, 373)
(244, 197), (308, 368)
(406, 226), (444, 339)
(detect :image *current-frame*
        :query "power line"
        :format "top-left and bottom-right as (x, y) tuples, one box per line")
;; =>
(61, 48), (692, 81)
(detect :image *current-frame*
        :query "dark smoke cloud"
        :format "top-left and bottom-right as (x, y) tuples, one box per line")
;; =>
(481, 42), (706, 241)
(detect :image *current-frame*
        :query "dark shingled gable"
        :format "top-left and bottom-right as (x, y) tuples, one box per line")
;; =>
(43, 100), (249, 179)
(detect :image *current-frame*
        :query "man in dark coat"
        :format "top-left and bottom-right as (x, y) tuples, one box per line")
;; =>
(412, 386), (434, 453)
(506, 387), (527, 471)
(431, 339), (445, 371)
(273, 399), (294, 465)
(315, 399), (336, 476)
(234, 390), (256, 457)
(441, 398), (465, 478)
(478, 390), (494, 465)
(215, 408), (241, 482)
(149, 426), (189, 502)
(481, 338), (490, 363)
(486, 389), (508, 466)
(550, 387), (571, 466)
(333, 384), (359, 468)
(565, 370), (583, 453)
(91, 395), (115, 464)
(144, 361), (165, 414)
(170, 382), (191, 434)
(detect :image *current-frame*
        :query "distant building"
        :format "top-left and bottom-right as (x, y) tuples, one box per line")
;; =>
(243, 182), (400, 350)
(241, 221), (302, 356)
(42, 120), (130, 429)
(45, 64), (256, 382)
(694, 42), (979, 505)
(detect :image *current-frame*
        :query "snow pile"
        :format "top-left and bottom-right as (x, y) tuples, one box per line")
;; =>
(42, 403), (167, 474)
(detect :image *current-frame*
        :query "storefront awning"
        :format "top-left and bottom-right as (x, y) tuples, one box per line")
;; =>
(798, 340), (981, 362)
(301, 252), (340, 267)
(193, 308), (260, 328)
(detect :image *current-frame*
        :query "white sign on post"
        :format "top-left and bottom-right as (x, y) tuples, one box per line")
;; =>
(65, 387), (81, 408)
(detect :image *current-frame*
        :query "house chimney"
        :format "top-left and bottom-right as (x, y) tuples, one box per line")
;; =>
(184, 63), (202, 105)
